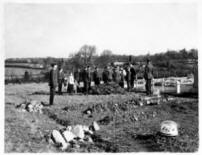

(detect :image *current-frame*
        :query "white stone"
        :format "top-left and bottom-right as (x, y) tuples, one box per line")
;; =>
(153, 89), (161, 97)
(92, 121), (100, 131)
(82, 125), (94, 134)
(160, 120), (178, 136)
(51, 130), (69, 149)
(63, 130), (76, 142)
(139, 102), (143, 106)
(71, 125), (85, 139)
(66, 126), (72, 131)
(85, 136), (94, 143)
(61, 143), (69, 151)
(87, 110), (91, 115)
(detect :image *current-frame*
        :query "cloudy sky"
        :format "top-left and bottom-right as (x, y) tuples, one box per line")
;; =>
(4, 2), (197, 58)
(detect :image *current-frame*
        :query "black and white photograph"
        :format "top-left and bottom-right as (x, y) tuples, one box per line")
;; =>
(3, 0), (199, 153)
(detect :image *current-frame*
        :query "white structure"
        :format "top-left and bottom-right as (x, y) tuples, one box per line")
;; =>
(160, 120), (178, 136)
(176, 80), (181, 94)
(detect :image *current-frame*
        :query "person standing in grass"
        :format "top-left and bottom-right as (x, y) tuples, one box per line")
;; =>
(130, 64), (136, 89)
(119, 67), (126, 88)
(126, 65), (131, 91)
(68, 72), (75, 94)
(144, 58), (154, 95)
(49, 63), (58, 105)
(83, 66), (91, 94)
(93, 66), (100, 86)
(102, 66), (109, 84)
(58, 66), (64, 95)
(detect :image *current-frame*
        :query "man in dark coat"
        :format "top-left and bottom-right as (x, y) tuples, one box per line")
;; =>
(58, 67), (64, 95)
(102, 66), (109, 84)
(49, 64), (58, 105)
(108, 66), (113, 82)
(83, 66), (91, 94)
(125, 66), (131, 91)
(74, 68), (81, 92)
(93, 67), (100, 85)
(113, 66), (121, 83)
(119, 67), (125, 88)
(130, 64), (136, 89)
(74, 68), (81, 83)
(144, 58), (154, 95)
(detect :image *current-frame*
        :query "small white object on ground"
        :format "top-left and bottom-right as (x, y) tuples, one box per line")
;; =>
(160, 120), (178, 136)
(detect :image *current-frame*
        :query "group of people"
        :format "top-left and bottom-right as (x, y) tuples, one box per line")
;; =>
(48, 59), (154, 105)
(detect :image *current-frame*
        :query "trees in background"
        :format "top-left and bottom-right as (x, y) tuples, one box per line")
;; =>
(5, 46), (198, 78)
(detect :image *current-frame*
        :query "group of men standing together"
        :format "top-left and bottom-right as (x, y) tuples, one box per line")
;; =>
(49, 59), (154, 105)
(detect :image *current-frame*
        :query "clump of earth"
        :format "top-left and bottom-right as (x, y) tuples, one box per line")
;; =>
(89, 82), (126, 95)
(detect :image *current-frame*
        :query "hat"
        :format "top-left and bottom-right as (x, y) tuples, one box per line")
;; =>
(146, 58), (151, 62)
(51, 63), (56, 67)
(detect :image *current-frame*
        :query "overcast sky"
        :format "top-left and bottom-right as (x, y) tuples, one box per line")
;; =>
(4, 3), (197, 58)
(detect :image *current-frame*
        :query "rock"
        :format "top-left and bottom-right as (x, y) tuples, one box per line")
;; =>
(71, 125), (85, 139)
(134, 115), (138, 121)
(153, 89), (161, 97)
(83, 108), (93, 115)
(84, 136), (94, 143)
(21, 109), (26, 112)
(51, 130), (69, 150)
(98, 116), (113, 125)
(61, 143), (69, 151)
(152, 112), (157, 117)
(25, 100), (43, 113)
(92, 121), (100, 131)
(139, 101), (143, 106)
(160, 120), (179, 136)
(82, 125), (93, 134)
(63, 130), (76, 142)
(73, 143), (80, 149)
(66, 126), (72, 131)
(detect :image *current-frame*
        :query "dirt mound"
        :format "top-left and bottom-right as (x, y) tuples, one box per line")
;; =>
(31, 91), (49, 95)
(89, 82), (126, 95)
(98, 116), (113, 125)
(43, 108), (71, 126)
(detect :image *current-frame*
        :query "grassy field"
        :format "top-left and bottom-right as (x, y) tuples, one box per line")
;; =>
(5, 83), (198, 152)
(5, 67), (43, 78)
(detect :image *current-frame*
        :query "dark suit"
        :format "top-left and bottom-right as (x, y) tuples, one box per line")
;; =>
(93, 70), (100, 85)
(144, 63), (154, 95)
(58, 69), (64, 95)
(130, 67), (136, 88)
(126, 68), (131, 91)
(83, 70), (91, 94)
(49, 69), (58, 105)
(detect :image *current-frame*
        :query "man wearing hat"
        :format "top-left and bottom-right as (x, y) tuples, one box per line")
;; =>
(93, 66), (100, 85)
(144, 58), (154, 95)
(49, 63), (58, 105)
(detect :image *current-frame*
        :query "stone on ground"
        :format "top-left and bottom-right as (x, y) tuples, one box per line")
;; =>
(71, 125), (85, 139)
(63, 130), (76, 142)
